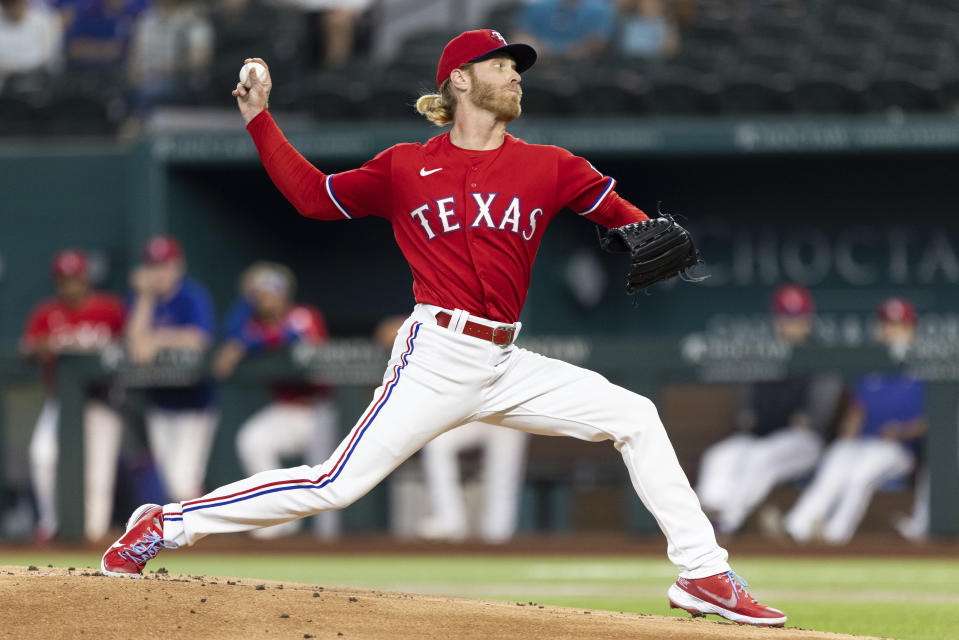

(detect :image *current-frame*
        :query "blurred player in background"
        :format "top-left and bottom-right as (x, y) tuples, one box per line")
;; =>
(22, 249), (125, 543)
(376, 316), (528, 544)
(418, 422), (528, 543)
(782, 298), (925, 545)
(125, 234), (217, 502)
(213, 261), (339, 539)
(511, 0), (614, 62)
(696, 284), (842, 538)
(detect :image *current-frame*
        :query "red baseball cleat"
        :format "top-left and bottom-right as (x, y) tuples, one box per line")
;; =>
(668, 570), (786, 627)
(100, 504), (178, 578)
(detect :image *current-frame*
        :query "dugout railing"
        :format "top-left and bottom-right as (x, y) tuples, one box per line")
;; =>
(22, 337), (956, 542)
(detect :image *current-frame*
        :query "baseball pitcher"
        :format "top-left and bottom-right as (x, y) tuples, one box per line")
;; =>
(102, 29), (786, 626)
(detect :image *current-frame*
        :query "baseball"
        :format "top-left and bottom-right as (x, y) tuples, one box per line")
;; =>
(239, 61), (267, 89)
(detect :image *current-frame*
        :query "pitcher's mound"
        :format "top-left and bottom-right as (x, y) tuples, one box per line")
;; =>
(1, 565), (876, 639)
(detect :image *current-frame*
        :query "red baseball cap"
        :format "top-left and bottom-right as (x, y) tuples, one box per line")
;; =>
(143, 234), (183, 264)
(51, 249), (88, 279)
(771, 284), (814, 317)
(878, 298), (917, 325)
(435, 29), (537, 87)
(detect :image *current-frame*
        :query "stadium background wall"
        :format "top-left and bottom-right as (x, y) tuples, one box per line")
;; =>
(2, 119), (959, 539)
(3, 120), (959, 348)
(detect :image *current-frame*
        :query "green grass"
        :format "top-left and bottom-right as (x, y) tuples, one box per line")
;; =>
(2, 552), (957, 639)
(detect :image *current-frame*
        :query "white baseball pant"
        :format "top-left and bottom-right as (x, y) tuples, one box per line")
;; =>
(894, 467), (929, 541)
(28, 397), (123, 541)
(146, 408), (218, 502)
(696, 428), (823, 534)
(163, 304), (729, 578)
(418, 421), (528, 543)
(235, 398), (340, 539)
(784, 437), (914, 544)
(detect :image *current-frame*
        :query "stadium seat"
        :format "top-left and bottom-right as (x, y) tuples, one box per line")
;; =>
(396, 28), (456, 67)
(717, 76), (793, 115)
(359, 77), (425, 120)
(746, 13), (811, 51)
(833, 0), (903, 14)
(805, 37), (883, 79)
(737, 36), (807, 77)
(0, 96), (40, 136)
(301, 83), (359, 120)
(40, 95), (117, 136)
(681, 15), (742, 50)
(893, 4), (959, 43)
(868, 68), (940, 112)
(790, 76), (868, 114)
(639, 74), (720, 116)
(665, 42), (737, 76)
(913, 0), (959, 15)
(567, 81), (642, 116)
(516, 75), (576, 116)
(883, 37), (949, 77)
(483, 0), (521, 34)
(824, 4), (893, 43)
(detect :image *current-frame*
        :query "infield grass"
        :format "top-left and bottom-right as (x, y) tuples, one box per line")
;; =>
(2, 551), (957, 640)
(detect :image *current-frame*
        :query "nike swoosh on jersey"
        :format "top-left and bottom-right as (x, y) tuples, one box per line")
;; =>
(419, 167), (442, 176)
(700, 588), (738, 609)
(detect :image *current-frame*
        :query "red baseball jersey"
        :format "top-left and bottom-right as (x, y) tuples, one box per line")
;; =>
(231, 304), (328, 351)
(21, 292), (126, 387)
(248, 112), (647, 323)
(236, 303), (331, 403)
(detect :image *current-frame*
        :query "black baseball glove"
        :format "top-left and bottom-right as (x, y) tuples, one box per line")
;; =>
(598, 209), (705, 295)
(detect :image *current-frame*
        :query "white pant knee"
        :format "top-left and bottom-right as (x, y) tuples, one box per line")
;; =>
(618, 395), (665, 444)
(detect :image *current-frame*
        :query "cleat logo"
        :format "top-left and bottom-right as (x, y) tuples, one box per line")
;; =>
(701, 588), (738, 609)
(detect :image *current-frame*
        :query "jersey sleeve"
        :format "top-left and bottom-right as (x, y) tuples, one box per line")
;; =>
(555, 149), (648, 227)
(312, 308), (330, 343)
(246, 111), (392, 220)
(21, 304), (51, 348)
(222, 298), (253, 340)
(283, 305), (325, 345)
(179, 283), (215, 336)
(904, 379), (926, 421)
(102, 294), (126, 336)
(323, 149), (394, 220)
(222, 301), (265, 350)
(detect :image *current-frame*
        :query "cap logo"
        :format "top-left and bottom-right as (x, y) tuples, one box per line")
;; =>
(490, 30), (506, 44)
(60, 253), (81, 271)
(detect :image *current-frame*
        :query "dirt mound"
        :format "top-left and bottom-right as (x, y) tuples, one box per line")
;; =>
(1, 565), (878, 640)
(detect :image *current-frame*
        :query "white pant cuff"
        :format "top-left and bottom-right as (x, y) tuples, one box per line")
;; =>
(162, 503), (188, 546)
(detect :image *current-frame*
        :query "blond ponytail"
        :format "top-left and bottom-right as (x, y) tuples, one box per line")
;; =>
(416, 78), (458, 126)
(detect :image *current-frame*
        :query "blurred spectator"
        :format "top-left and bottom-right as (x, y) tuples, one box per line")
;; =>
(781, 298), (925, 545)
(60, 0), (146, 72)
(375, 316), (528, 544)
(213, 262), (340, 539)
(615, 0), (679, 60)
(695, 284), (842, 537)
(126, 0), (213, 113)
(125, 234), (217, 502)
(271, 0), (372, 71)
(0, 0), (61, 91)
(209, 0), (304, 84)
(21, 249), (125, 543)
(512, 0), (614, 62)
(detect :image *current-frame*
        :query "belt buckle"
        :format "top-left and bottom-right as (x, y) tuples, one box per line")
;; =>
(491, 325), (514, 345)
